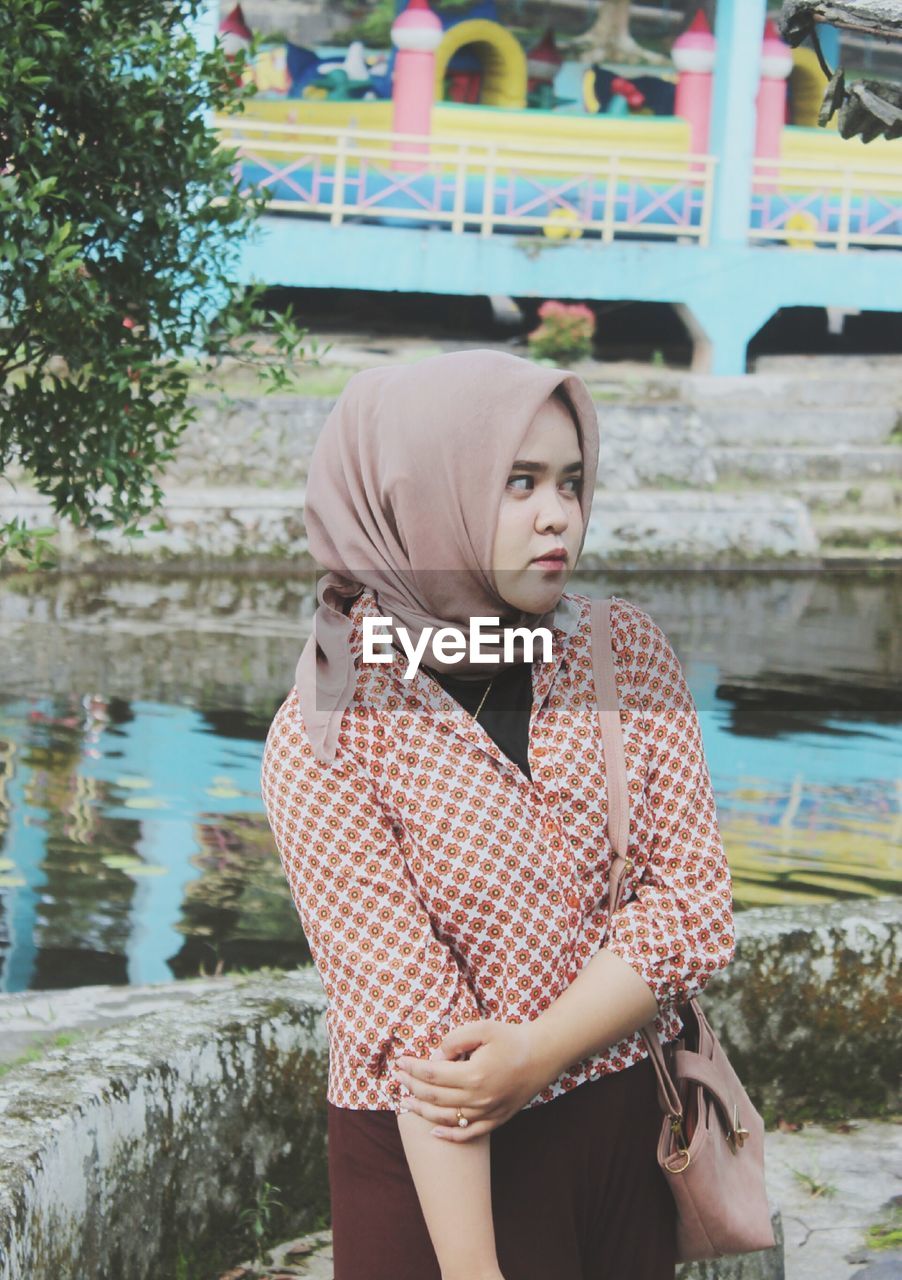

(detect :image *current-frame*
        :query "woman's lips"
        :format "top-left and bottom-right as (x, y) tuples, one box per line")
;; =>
(531, 552), (568, 571)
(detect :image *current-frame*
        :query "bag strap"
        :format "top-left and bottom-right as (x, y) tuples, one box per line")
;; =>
(590, 596), (685, 1122)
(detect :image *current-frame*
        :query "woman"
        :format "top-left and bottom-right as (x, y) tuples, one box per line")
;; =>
(260, 349), (735, 1280)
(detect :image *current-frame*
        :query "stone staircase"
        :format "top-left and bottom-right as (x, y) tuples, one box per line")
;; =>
(3, 351), (900, 568)
(684, 362), (902, 559)
(577, 356), (902, 563)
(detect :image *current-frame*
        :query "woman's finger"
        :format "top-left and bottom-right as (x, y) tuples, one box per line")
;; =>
(401, 1092), (486, 1128)
(393, 1067), (471, 1109)
(430, 1116), (497, 1143)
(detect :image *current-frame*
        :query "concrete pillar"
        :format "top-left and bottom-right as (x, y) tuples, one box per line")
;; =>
(677, 295), (777, 376)
(188, 0), (219, 129)
(184, 0), (231, 355)
(189, 0), (219, 59)
(703, 0), (768, 374)
(708, 0), (767, 246)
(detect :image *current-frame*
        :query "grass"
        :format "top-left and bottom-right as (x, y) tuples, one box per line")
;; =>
(864, 1204), (902, 1252)
(182, 352), (689, 405)
(788, 1162), (838, 1198)
(183, 359), (355, 400)
(0, 1026), (95, 1078)
(0, 970), (279, 1080)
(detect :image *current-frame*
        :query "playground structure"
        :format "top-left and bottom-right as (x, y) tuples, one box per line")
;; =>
(201, 0), (902, 373)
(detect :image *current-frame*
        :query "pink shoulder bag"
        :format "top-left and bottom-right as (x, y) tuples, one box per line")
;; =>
(590, 596), (777, 1263)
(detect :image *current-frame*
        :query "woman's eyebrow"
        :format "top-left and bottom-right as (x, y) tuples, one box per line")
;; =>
(509, 460), (584, 474)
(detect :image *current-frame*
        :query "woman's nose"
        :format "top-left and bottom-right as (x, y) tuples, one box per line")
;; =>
(536, 489), (571, 532)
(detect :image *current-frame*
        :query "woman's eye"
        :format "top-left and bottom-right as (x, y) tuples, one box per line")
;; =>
(506, 475), (582, 492)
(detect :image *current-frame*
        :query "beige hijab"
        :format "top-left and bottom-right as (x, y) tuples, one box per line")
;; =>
(295, 348), (600, 764)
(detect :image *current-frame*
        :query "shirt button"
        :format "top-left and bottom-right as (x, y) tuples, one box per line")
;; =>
(543, 817), (557, 836)
(566, 890), (580, 908)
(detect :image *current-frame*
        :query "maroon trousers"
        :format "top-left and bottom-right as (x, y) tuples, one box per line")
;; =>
(327, 1052), (677, 1280)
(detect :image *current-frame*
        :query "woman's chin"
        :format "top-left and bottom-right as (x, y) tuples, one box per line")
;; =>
(498, 576), (568, 617)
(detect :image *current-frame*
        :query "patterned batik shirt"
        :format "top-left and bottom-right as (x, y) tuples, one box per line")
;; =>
(260, 588), (735, 1113)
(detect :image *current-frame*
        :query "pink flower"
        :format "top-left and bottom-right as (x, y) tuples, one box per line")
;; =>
(535, 300), (596, 331)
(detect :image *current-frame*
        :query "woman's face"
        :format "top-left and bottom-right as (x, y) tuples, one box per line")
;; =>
(491, 395), (585, 615)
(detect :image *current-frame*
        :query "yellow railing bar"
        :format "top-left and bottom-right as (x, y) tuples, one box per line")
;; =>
(213, 114), (716, 168)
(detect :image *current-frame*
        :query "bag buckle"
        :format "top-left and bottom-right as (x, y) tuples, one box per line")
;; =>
(669, 1115), (691, 1171)
(726, 1103), (750, 1153)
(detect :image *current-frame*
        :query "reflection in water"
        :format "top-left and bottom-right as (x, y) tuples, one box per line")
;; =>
(0, 696), (308, 994)
(0, 569), (898, 994)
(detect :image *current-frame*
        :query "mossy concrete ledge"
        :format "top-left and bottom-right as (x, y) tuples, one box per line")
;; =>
(0, 900), (899, 1278)
(0, 968), (330, 1280)
(702, 897), (900, 1125)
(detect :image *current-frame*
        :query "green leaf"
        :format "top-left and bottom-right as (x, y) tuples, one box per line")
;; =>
(0, 0), (317, 559)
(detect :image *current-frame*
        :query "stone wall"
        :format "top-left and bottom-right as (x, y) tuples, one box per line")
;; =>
(3, 362), (900, 570)
(0, 899), (897, 1279)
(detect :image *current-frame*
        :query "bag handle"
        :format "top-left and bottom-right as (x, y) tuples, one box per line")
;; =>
(590, 596), (685, 1123)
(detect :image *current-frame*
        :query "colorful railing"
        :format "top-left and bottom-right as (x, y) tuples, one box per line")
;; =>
(749, 154), (902, 250)
(213, 117), (716, 246)
(213, 118), (902, 252)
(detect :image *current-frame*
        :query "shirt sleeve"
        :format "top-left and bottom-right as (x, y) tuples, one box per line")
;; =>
(602, 603), (736, 1012)
(260, 691), (484, 1112)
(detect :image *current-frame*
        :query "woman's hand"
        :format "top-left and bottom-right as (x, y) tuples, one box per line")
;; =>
(392, 1018), (553, 1143)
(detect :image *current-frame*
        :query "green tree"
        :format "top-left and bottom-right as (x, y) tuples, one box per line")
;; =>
(0, 0), (319, 570)
(338, 0), (475, 48)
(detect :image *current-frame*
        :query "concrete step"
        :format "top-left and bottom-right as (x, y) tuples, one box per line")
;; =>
(589, 402), (899, 449)
(688, 358), (902, 407)
(584, 373), (902, 413)
(811, 511), (902, 550)
(2, 480), (822, 566)
(689, 382), (902, 416)
(709, 445), (902, 484)
(692, 405), (899, 448)
(753, 353), (902, 378)
(781, 479), (902, 514)
(583, 488), (820, 562)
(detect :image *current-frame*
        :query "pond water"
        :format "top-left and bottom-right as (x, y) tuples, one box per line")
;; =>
(0, 568), (898, 995)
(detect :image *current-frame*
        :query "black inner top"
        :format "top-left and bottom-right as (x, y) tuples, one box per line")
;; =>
(426, 662), (534, 781)
(352, 591), (535, 780)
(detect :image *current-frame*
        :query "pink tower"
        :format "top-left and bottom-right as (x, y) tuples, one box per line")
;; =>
(672, 11), (716, 159)
(390, 0), (444, 172)
(755, 18), (793, 189)
(218, 3), (253, 59)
